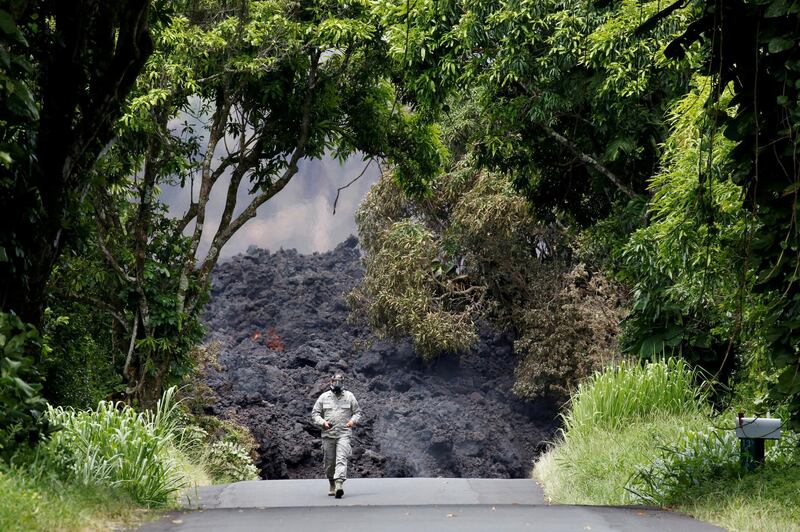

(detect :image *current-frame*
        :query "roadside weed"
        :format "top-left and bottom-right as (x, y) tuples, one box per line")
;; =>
(564, 358), (706, 433)
(45, 387), (187, 507)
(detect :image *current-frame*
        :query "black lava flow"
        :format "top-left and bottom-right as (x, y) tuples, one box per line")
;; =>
(202, 236), (558, 480)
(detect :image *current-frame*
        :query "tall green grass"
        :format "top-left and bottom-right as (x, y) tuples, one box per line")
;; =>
(536, 415), (710, 505)
(1, 386), (262, 530)
(45, 387), (187, 507)
(563, 357), (706, 433)
(535, 358), (800, 531)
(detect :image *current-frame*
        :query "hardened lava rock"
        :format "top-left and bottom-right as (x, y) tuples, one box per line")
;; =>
(203, 236), (557, 479)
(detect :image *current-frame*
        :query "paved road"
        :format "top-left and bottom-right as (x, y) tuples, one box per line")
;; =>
(139, 478), (723, 532)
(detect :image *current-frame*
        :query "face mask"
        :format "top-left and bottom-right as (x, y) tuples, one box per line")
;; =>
(331, 379), (343, 394)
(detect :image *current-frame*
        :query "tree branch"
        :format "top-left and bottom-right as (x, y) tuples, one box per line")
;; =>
(176, 91), (232, 312)
(123, 310), (139, 389)
(634, 0), (689, 36)
(55, 290), (131, 334)
(62, 0), (154, 188)
(187, 50), (321, 313)
(94, 214), (136, 283)
(174, 152), (238, 242)
(132, 137), (161, 336)
(539, 123), (640, 199)
(176, 203), (198, 236)
(190, 158), (301, 311)
(333, 158), (375, 214)
(517, 82), (641, 199)
(213, 121), (264, 244)
(186, 90), (232, 263)
(122, 312), (144, 396)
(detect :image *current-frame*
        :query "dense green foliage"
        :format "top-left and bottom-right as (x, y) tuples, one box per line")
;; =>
(628, 427), (741, 505)
(0, 0), (155, 450)
(620, 0), (800, 422)
(351, 0), (800, 426)
(45, 388), (188, 506)
(0, 0), (152, 326)
(620, 0), (800, 424)
(0, 312), (49, 455)
(2, 1), (800, 527)
(383, 0), (698, 222)
(10, 386), (254, 516)
(0, 385), (257, 530)
(39, 0), (447, 407)
(617, 79), (751, 376)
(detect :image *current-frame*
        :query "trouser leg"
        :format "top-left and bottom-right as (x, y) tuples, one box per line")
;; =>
(334, 434), (351, 480)
(322, 438), (337, 479)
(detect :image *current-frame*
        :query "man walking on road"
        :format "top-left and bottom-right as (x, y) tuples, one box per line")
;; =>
(312, 373), (362, 498)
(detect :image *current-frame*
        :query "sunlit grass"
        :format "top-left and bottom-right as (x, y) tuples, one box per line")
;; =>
(0, 467), (153, 532)
(0, 385), (261, 530)
(679, 465), (800, 532)
(536, 414), (710, 505)
(535, 359), (800, 532)
(46, 386), (188, 506)
(563, 357), (706, 434)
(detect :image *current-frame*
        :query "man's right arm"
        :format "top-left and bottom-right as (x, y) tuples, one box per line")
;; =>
(312, 395), (327, 428)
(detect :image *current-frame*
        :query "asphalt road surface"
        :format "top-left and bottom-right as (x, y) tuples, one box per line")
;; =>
(138, 478), (723, 532)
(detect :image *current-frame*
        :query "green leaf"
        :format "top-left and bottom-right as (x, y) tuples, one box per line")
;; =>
(782, 181), (800, 197)
(768, 37), (794, 54)
(0, 10), (25, 44)
(0, 10), (16, 36)
(765, 0), (789, 18)
(777, 365), (800, 394)
(639, 335), (664, 357)
(604, 137), (633, 162)
(13, 376), (34, 397)
(0, 45), (9, 69)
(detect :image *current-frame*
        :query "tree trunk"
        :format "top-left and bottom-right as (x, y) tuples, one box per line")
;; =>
(0, 1), (153, 331)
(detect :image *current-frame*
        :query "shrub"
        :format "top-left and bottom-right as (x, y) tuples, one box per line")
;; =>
(513, 264), (626, 400)
(536, 360), (800, 531)
(177, 342), (222, 416)
(766, 428), (800, 467)
(173, 344), (260, 483)
(627, 428), (740, 505)
(45, 387), (186, 507)
(41, 308), (121, 410)
(564, 358), (706, 433)
(536, 415), (709, 505)
(0, 312), (50, 457)
(179, 415), (259, 483)
(535, 359), (711, 505)
(204, 440), (259, 482)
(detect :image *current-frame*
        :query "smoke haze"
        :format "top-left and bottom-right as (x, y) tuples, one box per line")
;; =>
(159, 155), (379, 260)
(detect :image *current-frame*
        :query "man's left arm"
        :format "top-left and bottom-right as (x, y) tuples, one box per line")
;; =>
(347, 393), (362, 427)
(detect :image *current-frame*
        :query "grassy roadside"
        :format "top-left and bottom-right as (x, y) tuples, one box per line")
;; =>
(0, 450), (217, 531)
(0, 387), (258, 532)
(533, 360), (800, 532)
(0, 468), (152, 531)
